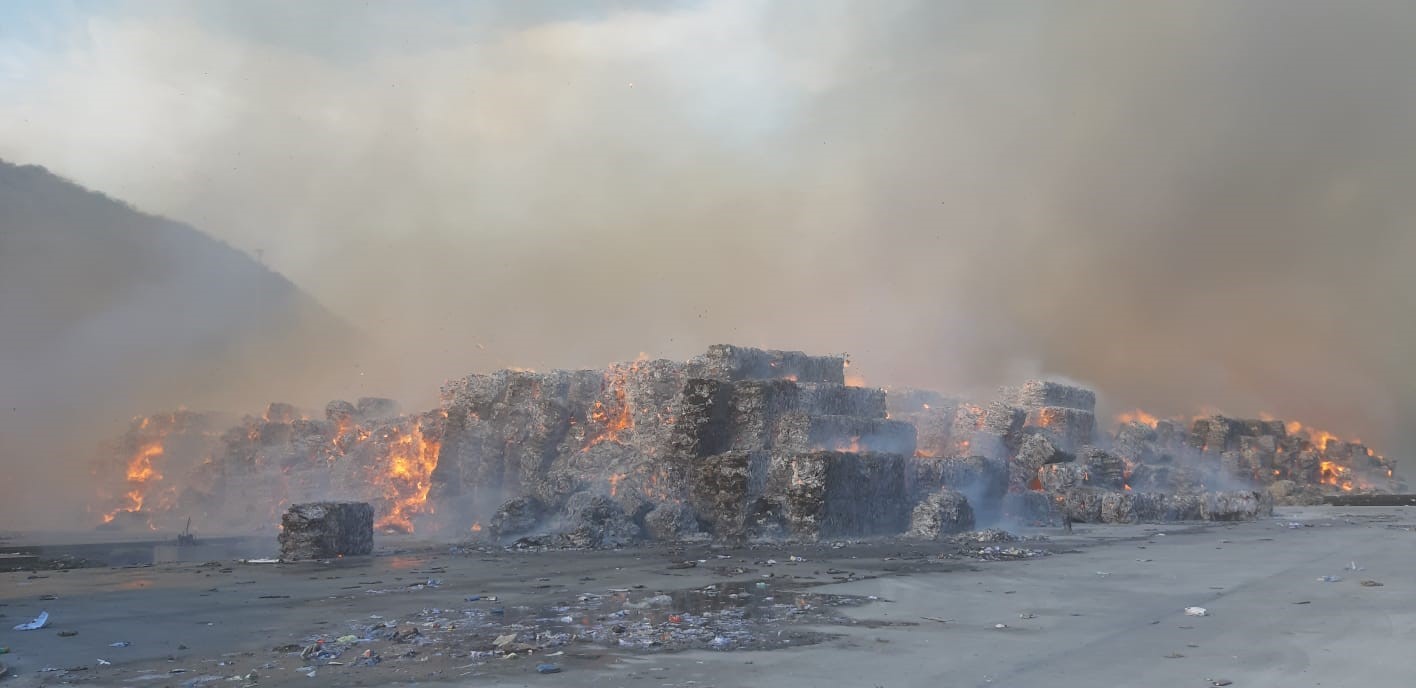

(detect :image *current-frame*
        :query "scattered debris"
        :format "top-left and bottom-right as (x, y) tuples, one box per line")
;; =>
(12, 611), (48, 631)
(1184, 607), (1208, 617)
(536, 663), (562, 674)
(1360, 580), (1385, 587)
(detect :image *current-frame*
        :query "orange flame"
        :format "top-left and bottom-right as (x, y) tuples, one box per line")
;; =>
(1115, 409), (1159, 428)
(470, 521), (483, 533)
(584, 361), (642, 450)
(373, 414), (445, 533)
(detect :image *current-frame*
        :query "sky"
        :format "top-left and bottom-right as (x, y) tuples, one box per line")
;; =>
(2, 0), (1414, 459)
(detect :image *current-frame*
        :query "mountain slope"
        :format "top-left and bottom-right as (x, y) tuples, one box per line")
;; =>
(0, 160), (360, 492)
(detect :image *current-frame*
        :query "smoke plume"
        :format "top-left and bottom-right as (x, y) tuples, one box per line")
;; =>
(2, 1), (1415, 526)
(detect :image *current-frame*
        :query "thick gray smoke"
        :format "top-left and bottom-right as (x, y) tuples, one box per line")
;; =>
(2, 1), (1415, 526)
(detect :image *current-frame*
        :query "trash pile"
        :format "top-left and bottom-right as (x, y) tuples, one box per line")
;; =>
(292, 580), (869, 669)
(91, 345), (1406, 538)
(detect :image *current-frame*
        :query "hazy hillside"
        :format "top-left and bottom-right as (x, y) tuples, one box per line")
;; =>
(0, 159), (361, 521)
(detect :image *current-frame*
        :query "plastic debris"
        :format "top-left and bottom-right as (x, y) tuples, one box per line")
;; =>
(1318, 575), (1343, 583)
(536, 663), (562, 674)
(13, 611), (49, 631)
(1360, 580), (1384, 587)
(242, 558), (279, 564)
(57, 630), (79, 637)
(1184, 607), (1208, 617)
(109, 641), (131, 648)
(96, 659), (111, 666)
(337, 635), (359, 643)
(1210, 680), (1233, 687)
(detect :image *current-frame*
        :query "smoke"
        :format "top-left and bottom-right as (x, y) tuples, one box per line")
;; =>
(3, 0), (1416, 524)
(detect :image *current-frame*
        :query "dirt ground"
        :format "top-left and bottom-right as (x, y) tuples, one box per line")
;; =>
(2, 507), (1413, 687)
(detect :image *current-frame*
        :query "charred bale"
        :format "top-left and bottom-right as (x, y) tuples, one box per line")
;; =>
(912, 455), (1008, 523)
(278, 501), (374, 560)
(772, 413), (917, 455)
(1026, 407), (1096, 451)
(489, 496), (546, 539)
(908, 489), (975, 538)
(1201, 490), (1269, 521)
(688, 451), (768, 541)
(643, 502), (701, 541)
(1002, 490), (1057, 525)
(1013, 434), (1071, 489)
(356, 397), (401, 420)
(558, 492), (642, 548)
(1001, 380), (1097, 412)
(1079, 446), (1127, 489)
(687, 344), (845, 384)
(1038, 462), (1089, 492)
(1054, 487), (1107, 523)
(768, 451), (910, 539)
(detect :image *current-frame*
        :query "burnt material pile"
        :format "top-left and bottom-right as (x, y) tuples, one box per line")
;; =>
(91, 344), (1406, 542)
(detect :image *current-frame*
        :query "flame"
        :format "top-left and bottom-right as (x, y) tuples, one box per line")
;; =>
(584, 361), (641, 450)
(1319, 460), (1355, 492)
(470, 522), (483, 533)
(101, 420), (174, 525)
(373, 414), (444, 533)
(1123, 484), (1132, 491)
(1116, 409), (1159, 428)
(914, 449), (938, 458)
(608, 472), (626, 497)
(844, 373), (866, 387)
(922, 403), (931, 410)
(1287, 421), (1338, 451)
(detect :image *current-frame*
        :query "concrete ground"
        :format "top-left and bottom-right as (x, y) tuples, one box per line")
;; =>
(2, 507), (1412, 687)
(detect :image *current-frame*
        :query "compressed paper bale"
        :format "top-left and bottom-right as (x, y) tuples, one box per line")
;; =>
(768, 451), (910, 539)
(687, 344), (845, 384)
(1038, 462), (1089, 492)
(893, 407), (956, 458)
(264, 402), (299, 424)
(1012, 434), (1070, 488)
(643, 502), (701, 541)
(982, 402), (1027, 452)
(1002, 490), (1057, 525)
(325, 400), (358, 424)
(1026, 407), (1096, 450)
(688, 451), (768, 541)
(948, 404), (988, 455)
(1099, 490), (1137, 523)
(796, 383), (888, 419)
(771, 413), (917, 455)
(489, 496), (546, 539)
(356, 397), (401, 420)
(1055, 487), (1107, 523)
(1080, 447), (1127, 489)
(1002, 380), (1097, 412)
(885, 388), (956, 416)
(908, 489), (975, 538)
(278, 501), (374, 560)
(558, 492), (642, 548)
(1201, 490), (1268, 521)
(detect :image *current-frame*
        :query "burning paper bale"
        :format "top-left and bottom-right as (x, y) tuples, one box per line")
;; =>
(277, 501), (374, 560)
(89, 347), (1406, 543)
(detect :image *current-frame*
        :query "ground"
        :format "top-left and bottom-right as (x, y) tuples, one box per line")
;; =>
(2, 507), (1412, 687)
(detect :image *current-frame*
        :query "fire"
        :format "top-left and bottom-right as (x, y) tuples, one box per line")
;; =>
(1288, 421), (1337, 452)
(470, 521), (483, 533)
(1319, 460), (1355, 492)
(584, 361), (642, 450)
(101, 416), (178, 525)
(608, 472), (626, 497)
(1116, 409), (1160, 428)
(373, 414), (445, 533)
(845, 373), (866, 387)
